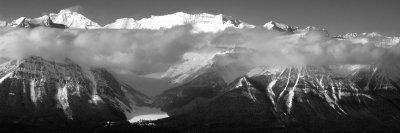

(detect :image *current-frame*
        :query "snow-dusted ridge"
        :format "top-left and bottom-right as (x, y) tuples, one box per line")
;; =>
(49, 9), (102, 29)
(105, 12), (255, 33)
(0, 56), (160, 122)
(6, 9), (399, 39)
(336, 32), (400, 47)
(8, 9), (101, 29)
(263, 21), (298, 32)
(8, 10), (255, 32)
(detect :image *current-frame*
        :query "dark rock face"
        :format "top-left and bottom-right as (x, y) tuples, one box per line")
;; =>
(252, 66), (400, 130)
(222, 16), (241, 27)
(0, 56), (145, 123)
(155, 65), (400, 131)
(154, 71), (227, 115)
(13, 17), (67, 29)
(266, 21), (299, 33)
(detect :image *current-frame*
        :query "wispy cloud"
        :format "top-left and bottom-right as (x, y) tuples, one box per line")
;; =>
(63, 5), (84, 12)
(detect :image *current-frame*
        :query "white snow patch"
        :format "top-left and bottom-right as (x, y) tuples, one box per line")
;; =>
(90, 95), (103, 104)
(127, 106), (169, 123)
(57, 85), (73, 119)
(0, 73), (12, 83)
(30, 79), (38, 105)
(246, 66), (284, 77)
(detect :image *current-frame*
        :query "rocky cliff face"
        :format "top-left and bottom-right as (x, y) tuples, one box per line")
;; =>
(9, 16), (67, 29)
(155, 64), (400, 131)
(0, 56), (150, 123)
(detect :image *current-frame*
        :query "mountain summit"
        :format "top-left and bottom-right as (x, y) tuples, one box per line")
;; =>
(0, 56), (151, 123)
(8, 11), (255, 32)
(263, 21), (298, 32)
(105, 12), (255, 33)
(48, 9), (102, 29)
(8, 9), (101, 29)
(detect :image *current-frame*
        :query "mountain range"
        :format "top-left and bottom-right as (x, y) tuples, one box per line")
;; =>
(1, 9), (400, 132)
(4, 9), (398, 43)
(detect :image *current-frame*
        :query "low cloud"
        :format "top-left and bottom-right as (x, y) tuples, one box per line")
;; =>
(0, 25), (398, 77)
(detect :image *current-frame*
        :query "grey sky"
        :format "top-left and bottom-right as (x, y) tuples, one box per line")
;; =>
(0, 0), (399, 36)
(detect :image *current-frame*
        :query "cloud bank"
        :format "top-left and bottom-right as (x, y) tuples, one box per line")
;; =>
(0, 26), (398, 77)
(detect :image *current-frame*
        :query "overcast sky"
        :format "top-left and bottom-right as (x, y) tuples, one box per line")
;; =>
(0, 0), (399, 36)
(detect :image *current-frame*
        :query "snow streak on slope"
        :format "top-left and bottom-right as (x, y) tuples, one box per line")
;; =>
(155, 51), (217, 84)
(0, 72), (12, 84)
(0, 56), (160, 122)
(145, 47), (251, 85)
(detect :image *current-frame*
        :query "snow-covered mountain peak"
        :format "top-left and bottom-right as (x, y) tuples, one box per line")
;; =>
(104, 18), (137, 29)
(263, 21), (279, 29)
(105, 12), (254, 33)
(8, 9), (100, 29)
(8, 16), (67, 29)
(263, 21), (298, 32)
(9, 17), (26, 27)
(49, 9), (101, 29)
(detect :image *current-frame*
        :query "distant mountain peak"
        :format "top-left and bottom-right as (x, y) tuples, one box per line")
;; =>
(263, 21), (298, 32)
(105, 12), (255, 33)
(49, 9), (101, 29)
(8, 16), (67, 29)
(8, 9), (101, 29)
(5, 9), (398, 41)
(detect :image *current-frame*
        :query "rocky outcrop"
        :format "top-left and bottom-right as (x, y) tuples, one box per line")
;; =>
(155, 65), (400, 131)
(0, 56), (148, 123)
(9, 16), (67, 29)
